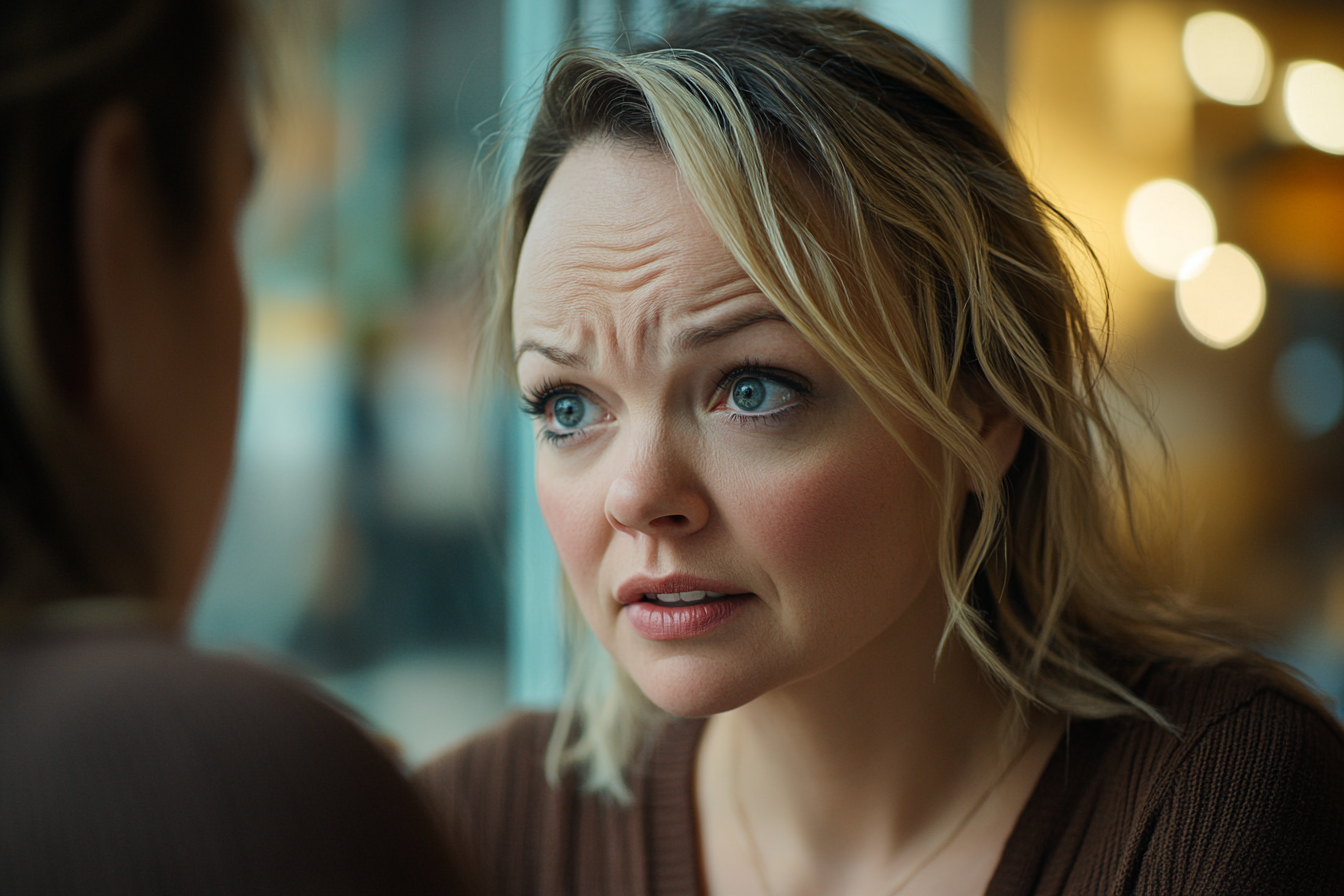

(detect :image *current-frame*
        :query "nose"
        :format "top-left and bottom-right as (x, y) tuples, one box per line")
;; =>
(604, 427), (710, 539)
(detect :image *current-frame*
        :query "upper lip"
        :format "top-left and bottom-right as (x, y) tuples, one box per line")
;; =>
(615, 574), (751, 605)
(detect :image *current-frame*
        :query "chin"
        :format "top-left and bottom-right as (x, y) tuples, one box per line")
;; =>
(623, 650), (776, 718)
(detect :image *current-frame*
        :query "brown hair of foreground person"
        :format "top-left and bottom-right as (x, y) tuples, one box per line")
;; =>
(487, 3), (1300, 794)
(0, 0), (240, 615)
(0, 2), (464, 893)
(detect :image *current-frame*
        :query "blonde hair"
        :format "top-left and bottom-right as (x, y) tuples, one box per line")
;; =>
(487, 5), (1243, 800)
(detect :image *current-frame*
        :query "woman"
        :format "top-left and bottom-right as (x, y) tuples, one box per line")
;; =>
(418, 6), (1344, 895)
(0, 1), (461, 891)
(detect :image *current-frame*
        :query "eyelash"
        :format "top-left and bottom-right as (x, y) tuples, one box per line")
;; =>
(715, 361), (811, 425)
(520, 378), (587, 445)
(519, 362), (812, 445)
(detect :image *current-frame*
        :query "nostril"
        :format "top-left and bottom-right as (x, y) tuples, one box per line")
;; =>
(604, 470), (710, 537)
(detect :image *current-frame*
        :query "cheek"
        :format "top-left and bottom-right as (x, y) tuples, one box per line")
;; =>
(726, 433), (941, 625)
(207, 242), (245, 406)
(191, 231), (246, 457)
(535, 461), (609, 603)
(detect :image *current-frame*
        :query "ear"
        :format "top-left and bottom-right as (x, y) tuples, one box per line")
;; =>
(70, 103), (172, 590)
(76, 101), (170, 427)
(0, 104), (167, 603)
(954, 384), (1025, 483)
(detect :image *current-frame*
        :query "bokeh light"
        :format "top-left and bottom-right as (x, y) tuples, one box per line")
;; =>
(1273, 339), (1344, 437)
(1124, 179), (1218, 279)
(1182, 11), (1271, 105)
(1175, 244), (1265, 348)
(1284, 60), (1344, 154)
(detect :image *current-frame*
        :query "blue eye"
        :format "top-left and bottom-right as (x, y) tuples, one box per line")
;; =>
(552, 394), (586, 428)
(546, 392), (599, 434)
(521, 384), (607, 445)
(727, 375), (796, 415)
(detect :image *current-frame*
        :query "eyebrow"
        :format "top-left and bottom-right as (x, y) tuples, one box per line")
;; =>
(675, 308), (790, 352)
(514, 341), (587, 366)
(514, 307), (790, 367)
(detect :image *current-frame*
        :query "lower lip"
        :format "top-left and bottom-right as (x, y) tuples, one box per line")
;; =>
(623, 596), (749, 640)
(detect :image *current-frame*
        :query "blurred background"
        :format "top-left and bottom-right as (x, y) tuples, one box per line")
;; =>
(190, 0), (1344, 763)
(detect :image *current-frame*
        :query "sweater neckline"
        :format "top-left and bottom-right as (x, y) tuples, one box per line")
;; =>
(640, 715), (1103, 896)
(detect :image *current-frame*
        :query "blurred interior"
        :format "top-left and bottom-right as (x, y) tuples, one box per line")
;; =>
(1006, 0), (1344, 704)
(190, 0), (1344, 762)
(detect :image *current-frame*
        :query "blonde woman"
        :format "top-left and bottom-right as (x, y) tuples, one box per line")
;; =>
(418, 6), (1344, 894)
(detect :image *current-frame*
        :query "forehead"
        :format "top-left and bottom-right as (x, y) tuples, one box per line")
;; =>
(512, 142), (769, 349)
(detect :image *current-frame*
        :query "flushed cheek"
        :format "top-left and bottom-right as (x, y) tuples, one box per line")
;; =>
(535, 467), (613, 628)
(727, 439), (940, 641)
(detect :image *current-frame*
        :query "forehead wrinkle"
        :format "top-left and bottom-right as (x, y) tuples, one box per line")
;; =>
(534, 220), (681, 298)
(546, 250), (673, 299)
(518, 271), (775, 372)
(514, 143), (782, 375)
(515, 298), (657, 374)
(593, 294), (664, 369)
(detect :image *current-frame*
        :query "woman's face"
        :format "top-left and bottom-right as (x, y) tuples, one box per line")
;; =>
(513, 142), (949, 716)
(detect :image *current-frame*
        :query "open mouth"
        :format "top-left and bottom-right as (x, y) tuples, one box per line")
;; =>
(640, 590), (728, 607)
(626, 590), (749, 639)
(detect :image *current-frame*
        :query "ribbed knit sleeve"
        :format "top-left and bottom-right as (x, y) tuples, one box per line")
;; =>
(1123, 687), (1344, 894)
(415, 713), (577, 896)
(415, 712), (707, 896)
(988, 661), (1344, 895)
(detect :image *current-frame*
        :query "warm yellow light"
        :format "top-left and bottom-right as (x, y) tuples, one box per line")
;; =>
(1124, 179), (1217, 279)
(1175, 244), (1265, 348)
(1182, 12), (1271, 105)
(1102, 3), (1192, 157)
(1284, 60), (1344, 155)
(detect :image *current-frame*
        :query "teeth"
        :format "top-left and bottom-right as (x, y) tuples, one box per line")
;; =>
(657, 591), (705, 602)
(644, 590), (730, 604)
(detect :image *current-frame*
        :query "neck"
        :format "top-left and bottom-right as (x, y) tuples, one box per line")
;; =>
(697, 590), (1038, 894)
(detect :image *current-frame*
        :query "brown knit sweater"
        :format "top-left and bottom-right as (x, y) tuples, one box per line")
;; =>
(416, 661), (1344, 895)
(1, 626), (464, 895)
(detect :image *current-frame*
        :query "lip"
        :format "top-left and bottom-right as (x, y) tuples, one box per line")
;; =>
(615, 574), (751, 606)
(625, 598), (747, 640)
(615, 573), (754, 642)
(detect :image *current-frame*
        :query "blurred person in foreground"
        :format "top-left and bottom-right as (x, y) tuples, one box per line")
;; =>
(417, 6), (1344, 895)
(0, 1), (463, 892)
